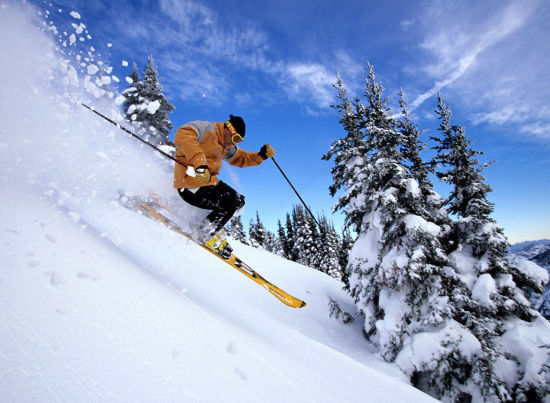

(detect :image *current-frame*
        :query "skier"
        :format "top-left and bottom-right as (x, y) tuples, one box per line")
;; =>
(173, 115), (275, 258)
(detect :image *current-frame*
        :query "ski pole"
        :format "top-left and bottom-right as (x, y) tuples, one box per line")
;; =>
(81, 103), (186, 168)
(271, 157), (321, 228)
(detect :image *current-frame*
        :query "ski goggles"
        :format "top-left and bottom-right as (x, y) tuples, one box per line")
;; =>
(225, 121), (244, 144)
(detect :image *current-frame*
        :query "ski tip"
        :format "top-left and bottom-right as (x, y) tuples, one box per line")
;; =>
(291, 300), (307, 308)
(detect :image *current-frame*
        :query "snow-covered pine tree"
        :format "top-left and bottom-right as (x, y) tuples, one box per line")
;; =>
(248, 212), (267, 248)
(339, 227), (354, 288)
(228, 215), (248, 245)
(432, 95), (550, 401)
(323, 72), (371, 230)
(277, 219), (292, 259)
(325, 63), (506, 401)
(398, 89), (450, 239)
(121, 57), (175, 145)
(317, 215), (343, 281)
(263, 230), (284, 256)
(138, 56), (175, 145)
(121, 62), (142, 122)
(398, 90), (444, 213)
(285, 213), (299, 262)
(291, 205), (321, 269)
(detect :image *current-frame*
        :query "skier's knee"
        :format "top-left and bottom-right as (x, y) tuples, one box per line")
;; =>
(236, 195), (245, 210)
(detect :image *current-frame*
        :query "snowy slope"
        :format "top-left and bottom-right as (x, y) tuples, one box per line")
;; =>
(0, 3), (435, 402)
(1, 184), (435, 402)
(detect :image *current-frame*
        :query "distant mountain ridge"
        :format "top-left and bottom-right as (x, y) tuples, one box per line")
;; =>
(509, 240), (550, 320)
(509, 239), (550, 254)
(533, 249), (550, 269)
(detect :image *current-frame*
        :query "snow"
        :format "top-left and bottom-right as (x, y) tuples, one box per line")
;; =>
(396, 319), (482, 374)
(497, 316), (550, 390)
(187, 165), (197, 177)
(403, 214), (441, 236)
(350, 210), (382, 265)
(406, 177), (420, 197)
(146, 99), (161, 114)
(471, 273), (497, 308)
(0, 3), (435, 402)
(114, 94), (126, 105)
(449, 248), (479, 289)
(508, 254), (549, 290)
(86, 63), (99, 75)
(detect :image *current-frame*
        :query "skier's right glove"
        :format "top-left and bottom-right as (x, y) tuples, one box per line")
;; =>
(194, 165), (211, 184)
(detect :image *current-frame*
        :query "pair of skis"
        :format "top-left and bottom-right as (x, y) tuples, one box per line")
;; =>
(82, 105), (307, 309)
(129, 197), (306, 308)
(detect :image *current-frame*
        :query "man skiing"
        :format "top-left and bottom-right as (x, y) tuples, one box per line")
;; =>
(173, 115), (275, 258)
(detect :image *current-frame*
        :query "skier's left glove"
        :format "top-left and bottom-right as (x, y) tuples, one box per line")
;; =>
(194, 165), (211, 184)
(259, 144), (275, 159)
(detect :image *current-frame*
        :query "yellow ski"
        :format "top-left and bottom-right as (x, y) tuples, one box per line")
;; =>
(132, 199), (306, 308)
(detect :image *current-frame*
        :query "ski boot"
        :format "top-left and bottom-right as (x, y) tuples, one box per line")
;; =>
(204, 232), (233, 259)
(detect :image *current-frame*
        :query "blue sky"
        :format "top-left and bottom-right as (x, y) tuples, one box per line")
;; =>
(31, 0), (549, 244)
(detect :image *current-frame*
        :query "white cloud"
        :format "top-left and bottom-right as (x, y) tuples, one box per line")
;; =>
(410, 0), (537, 110)
(284, 63), (335, 109)
(107, 0), (349, 111)
(520, 123), (550, 139)
(405, 0), (550, 140)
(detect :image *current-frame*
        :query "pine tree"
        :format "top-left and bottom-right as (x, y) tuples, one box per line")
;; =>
(277, 220), (292, 259)
(285, 213), (299, 261)
(263, 230), (283, 256)
(317, 215), (343, 281)
(323, 72), (372, 232)
(339, 227), (354, 288)
(121, 57), (175, 145)
(291, 205), (320, 268)
(432, 95), (550, 401)
(228, 215), (248, 245)
(139, 55), (175, 144)
(398, 90), (433, 195)
(325, 64), (512, 401)
(121, 62), (142, 122)
(248, 212), (267, 248)
(398, 89), (450, 236)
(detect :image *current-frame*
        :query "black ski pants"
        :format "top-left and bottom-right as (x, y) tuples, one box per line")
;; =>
(178, 180), (245, 236)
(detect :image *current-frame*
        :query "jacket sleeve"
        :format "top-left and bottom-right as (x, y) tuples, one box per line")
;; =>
(174, 125), (207, 168)
(226, 147), (265, 168)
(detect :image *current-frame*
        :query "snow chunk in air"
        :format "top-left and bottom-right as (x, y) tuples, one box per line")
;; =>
(147, 100), (160, 114)
(86, 64), (99, 75)
(114, 95), (126, 106)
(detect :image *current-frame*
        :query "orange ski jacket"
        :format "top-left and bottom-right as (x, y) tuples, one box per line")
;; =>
(173, 121), (265, 189)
